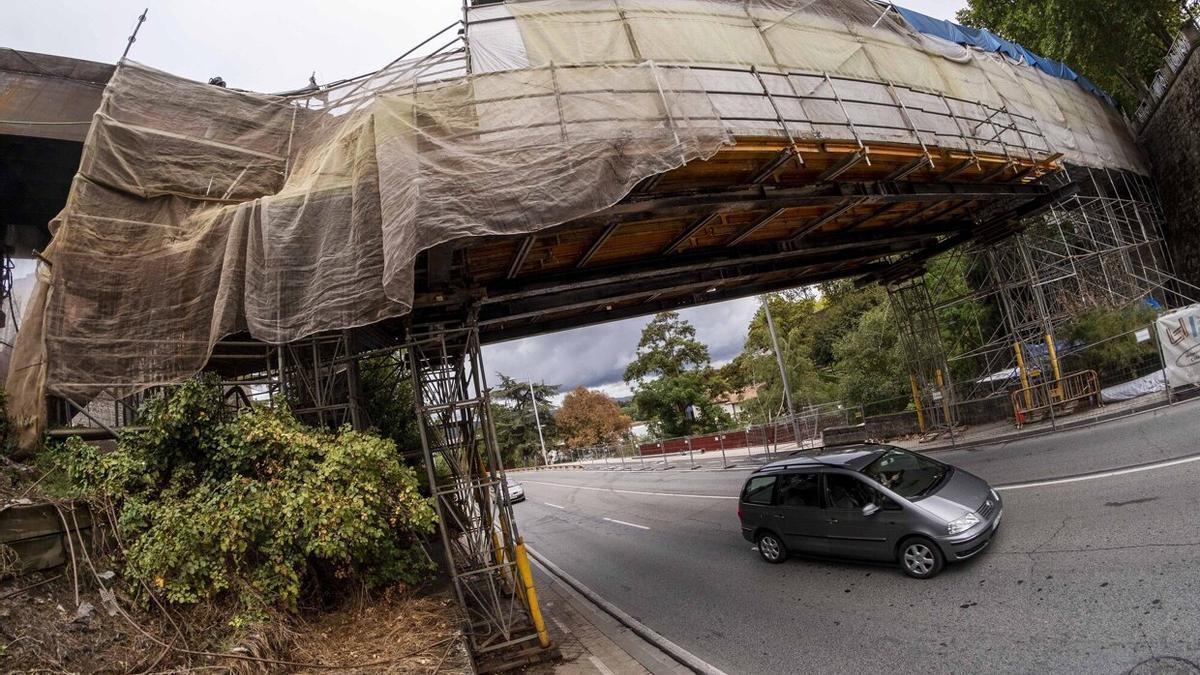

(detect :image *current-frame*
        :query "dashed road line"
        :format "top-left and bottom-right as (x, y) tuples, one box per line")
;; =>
(523, 479), (736, 500)
(544, 502), (566, 509)
(603, 517), (650, 530)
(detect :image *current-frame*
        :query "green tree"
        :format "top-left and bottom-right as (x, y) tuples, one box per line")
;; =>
(956, 0), (1194, 109)
(833, 302), (911, 415)
(1059, 304), (1160, 386)
(734, 287), (885, 422)
(490, 374), (558, 467)
(624, 312), (732, 436)
(359, 353), (421, 454)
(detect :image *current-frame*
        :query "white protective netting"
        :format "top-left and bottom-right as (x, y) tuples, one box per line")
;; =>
(6, 59), (729, 446)
(471, 0), (1144, 172)
(8, 0), (1148, 447)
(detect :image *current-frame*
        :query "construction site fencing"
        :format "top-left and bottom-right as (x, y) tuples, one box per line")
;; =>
(632, 402), (863, 458)
(1010, 370), (1101, 426)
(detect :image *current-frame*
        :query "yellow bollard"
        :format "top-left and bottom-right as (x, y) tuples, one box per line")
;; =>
(909, 375), (926, 433)
(1044, 333), (1063, 399)
(514, 537), (551, 648)
(1014, 341), (1033, 409)
(493, 530), (512, 587)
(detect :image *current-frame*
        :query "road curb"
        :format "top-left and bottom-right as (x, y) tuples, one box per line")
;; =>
(912, 396), (1199, 455)
(525, 545), (729, 675)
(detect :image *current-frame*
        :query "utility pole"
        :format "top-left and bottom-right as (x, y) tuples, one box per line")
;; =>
(528, 380), (549, 466)
(761, 294), (802, 448)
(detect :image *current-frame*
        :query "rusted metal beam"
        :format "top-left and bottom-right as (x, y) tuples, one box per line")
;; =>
(506, 235), (536, 279)
(789, 198), (866, 243)
(577, 221), (619, 268)
(479, 264), (891, 343)
(861, 181), (1078, 286)
(662, 212), (722, 255)
(726, 208), (787, 247)
(477, 222), (964, 307)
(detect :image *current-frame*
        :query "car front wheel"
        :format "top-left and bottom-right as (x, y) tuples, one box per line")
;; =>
(756, 532), (787, 564)
(900, 537), (945, 579)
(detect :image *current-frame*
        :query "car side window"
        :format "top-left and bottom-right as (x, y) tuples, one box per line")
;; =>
(742, 475), (777, 505)
(826, 473), (894, 510)
(776, 472), (821, 507)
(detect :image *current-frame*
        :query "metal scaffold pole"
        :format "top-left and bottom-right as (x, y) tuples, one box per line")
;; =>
(761, 294), (803, 448)
(405, 318), (550, 660)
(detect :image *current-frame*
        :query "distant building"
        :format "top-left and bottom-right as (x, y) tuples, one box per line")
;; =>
(716, 385), (759, 419)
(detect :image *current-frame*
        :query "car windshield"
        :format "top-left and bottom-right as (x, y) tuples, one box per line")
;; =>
(860, 448), (947, 499)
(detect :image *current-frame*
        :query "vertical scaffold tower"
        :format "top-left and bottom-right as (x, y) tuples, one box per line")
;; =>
(908, 165), (1189, 406)
(405, 318), (548, 659)
(888, 278), (958, 433)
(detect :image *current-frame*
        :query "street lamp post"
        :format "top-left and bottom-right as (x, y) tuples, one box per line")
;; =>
(762, 294), (803, 448)
(527, 380), (549, 466)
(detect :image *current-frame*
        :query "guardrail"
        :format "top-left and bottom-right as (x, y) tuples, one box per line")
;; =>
(1134, 20), (1200, 129)
(1010, 370), (1101, 426)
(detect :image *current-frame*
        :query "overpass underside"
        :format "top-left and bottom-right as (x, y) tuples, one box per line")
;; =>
(3, 0), (1184, 665)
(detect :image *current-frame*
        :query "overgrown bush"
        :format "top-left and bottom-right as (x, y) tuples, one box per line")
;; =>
(47, 376), (437, 622)
(1060, 304), (1160, 386)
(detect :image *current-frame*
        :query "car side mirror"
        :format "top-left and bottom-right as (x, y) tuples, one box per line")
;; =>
(862, 503), (880, 517)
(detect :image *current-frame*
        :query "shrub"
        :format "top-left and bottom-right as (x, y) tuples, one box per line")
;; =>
(49, 376), (437, 620)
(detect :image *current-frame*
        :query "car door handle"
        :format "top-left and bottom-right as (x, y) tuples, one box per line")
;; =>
(774, 514), (785, 519)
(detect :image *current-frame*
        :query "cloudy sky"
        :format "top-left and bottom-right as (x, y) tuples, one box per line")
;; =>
(3, 0), (967, 399)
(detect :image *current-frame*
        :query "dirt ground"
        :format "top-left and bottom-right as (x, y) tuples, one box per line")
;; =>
(1, 458), (471, 674)
(0, 565), (471, 673)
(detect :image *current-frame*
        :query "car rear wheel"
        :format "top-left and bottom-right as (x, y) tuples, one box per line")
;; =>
(756, 532), (787, 564)
(900, 537), (944, 579)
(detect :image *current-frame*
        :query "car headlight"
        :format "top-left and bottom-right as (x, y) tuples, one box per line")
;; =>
(947, 512), (981, 535)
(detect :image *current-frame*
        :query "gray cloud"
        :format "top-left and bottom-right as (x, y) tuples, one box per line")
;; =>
(482, 296), (759, 397)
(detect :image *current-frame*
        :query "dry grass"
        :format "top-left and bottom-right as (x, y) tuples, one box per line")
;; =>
(287, 585), (470, 674)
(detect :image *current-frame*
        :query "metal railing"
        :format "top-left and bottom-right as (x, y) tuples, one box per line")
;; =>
(1134, 20), (1200, 128)
(1010, 369), (1101, 425)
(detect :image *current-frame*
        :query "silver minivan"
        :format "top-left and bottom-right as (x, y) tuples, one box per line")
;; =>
(738, 445), (1002, 578)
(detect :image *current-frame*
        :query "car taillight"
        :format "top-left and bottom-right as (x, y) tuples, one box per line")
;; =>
(737, 506), (743, 520)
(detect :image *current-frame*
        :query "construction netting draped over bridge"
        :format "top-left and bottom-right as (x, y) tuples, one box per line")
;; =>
(7, 0), (1147, 446)
(470, 0), (1143, 170)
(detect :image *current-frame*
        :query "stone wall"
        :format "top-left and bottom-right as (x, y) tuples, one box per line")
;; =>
(1140, 31), (1200, 291)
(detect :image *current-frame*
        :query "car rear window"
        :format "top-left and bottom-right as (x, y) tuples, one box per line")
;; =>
(742, 475), (776, 505)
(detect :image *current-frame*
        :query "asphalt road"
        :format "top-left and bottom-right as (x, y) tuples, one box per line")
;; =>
(514, 399), (1200, 674)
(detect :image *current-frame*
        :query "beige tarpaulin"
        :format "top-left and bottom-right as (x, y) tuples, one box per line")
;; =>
(6, 60), (729, 448)
(7, 0), (1149, 449)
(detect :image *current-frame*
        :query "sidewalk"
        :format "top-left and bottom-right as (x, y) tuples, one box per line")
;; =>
(514, 390), (1198, 475)
(893, 389), (1182, 453)
(529, 562), (690, 675)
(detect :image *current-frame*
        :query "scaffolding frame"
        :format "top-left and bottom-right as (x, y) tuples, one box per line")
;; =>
(905, 165), (1192, 405)
(888, 277), (958, 432)
(404, 319), (543, 657)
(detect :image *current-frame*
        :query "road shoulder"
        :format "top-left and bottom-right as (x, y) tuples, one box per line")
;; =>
(531, 560), (690, 675)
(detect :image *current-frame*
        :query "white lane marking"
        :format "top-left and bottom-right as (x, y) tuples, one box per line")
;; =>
(526, 546), (731, 675)
(523, 479), (735, 500)
(603, 517), (650, 530)
(588, 656), (617, 675)
(543, 502), (566, 509)
(995, 453), (1200, 491)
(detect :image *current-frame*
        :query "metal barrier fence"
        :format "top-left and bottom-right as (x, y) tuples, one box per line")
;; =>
(1010, 370), (1101, 426)
(1134, 19), (1200, 128)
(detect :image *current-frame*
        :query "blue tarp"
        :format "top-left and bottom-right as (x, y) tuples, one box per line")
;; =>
(892, 4), (1117, 108)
